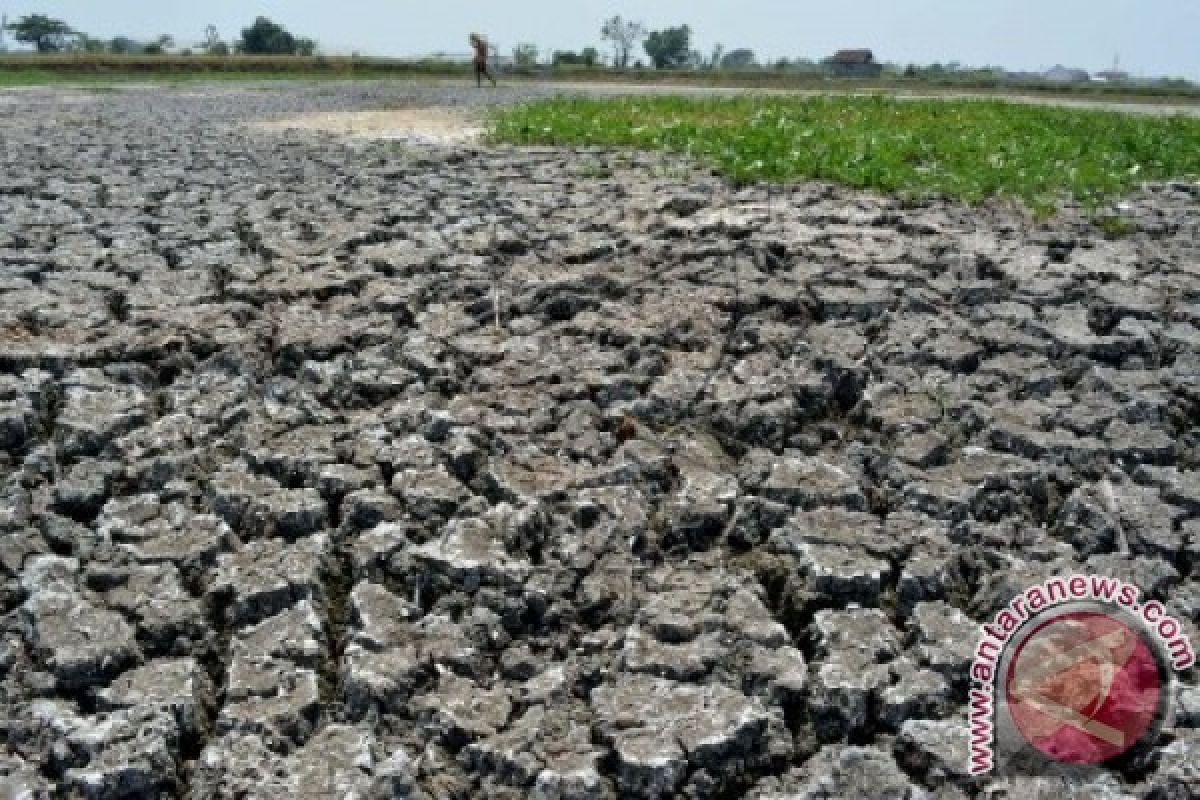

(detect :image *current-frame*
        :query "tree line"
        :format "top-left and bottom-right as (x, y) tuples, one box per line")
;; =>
(2, 15), (316, 56)
(2, 12), (714, 69)
(12, 11), (1161, 87)
(525, 17), (760, 70)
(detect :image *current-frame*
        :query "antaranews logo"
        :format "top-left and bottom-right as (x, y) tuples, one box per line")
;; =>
(967, 574), (1195, 777)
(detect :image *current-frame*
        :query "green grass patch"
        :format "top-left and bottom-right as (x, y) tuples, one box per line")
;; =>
(0, 68), (66, 87)
(1094, 214), (1140, 239)
(0, 68), (423, 88)
(488, 95), (1200, 210)
(0, 55), (481, 87)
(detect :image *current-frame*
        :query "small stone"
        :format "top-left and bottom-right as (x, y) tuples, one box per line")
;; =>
(591, 674), (776, 798)
(808, 609), (900, 738)
(391, 466), (472, 520)
(20, 590), (139, 690)
(218, 667), (321, 745)
(417, 672), (513, 744)
(911, 601), (978, 686)
(209, 535), (329, 627)
(96, 657), (212, 741)
(895, 718), (975, 786)
(760, 456), (867, 510)
(880, 659), (954, 731)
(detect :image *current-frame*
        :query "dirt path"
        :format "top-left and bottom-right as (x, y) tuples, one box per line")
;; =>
(254, 107), (485, 144)
(532, 79), (1200, 117)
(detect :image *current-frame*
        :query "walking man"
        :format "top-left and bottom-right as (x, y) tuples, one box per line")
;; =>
(470, 33), (497, 87)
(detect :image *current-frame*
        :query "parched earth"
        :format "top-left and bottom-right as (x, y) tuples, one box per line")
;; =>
(0, 83), (1198, 799)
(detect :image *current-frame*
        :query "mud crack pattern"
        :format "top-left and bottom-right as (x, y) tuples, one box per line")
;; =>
(0, 84), (1198, 799)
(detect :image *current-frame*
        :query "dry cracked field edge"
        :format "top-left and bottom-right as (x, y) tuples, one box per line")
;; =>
(0, 83), (1197, 799)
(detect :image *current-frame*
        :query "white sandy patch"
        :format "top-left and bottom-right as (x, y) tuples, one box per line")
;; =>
(253, 108), (485, 145)
(0, 88), (99, 106)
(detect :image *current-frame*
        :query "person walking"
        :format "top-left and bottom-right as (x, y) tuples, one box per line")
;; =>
(470, 33), (497, 87)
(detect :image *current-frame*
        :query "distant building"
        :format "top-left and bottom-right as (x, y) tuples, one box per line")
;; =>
(1096, 55), (1130, 84)
(1042, 65), (1091, 84)
(827, 49), (883, 78)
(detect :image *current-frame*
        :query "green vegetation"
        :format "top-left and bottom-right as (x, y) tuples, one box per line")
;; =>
(489, 95), (1200, 211)
(553, 48), (601, 67)
(0, 67), (76, 86)
(4, 14), (74, 52)
(0, 14), (313, 57)
(1095, 214), (1140, 239)
(237, 16), (316, 56)
(720, 49), (758, 70)
(600, 16), (646, 69)
(512, 43), (540, 68)
(643, 25), (693, 70)
(0, 55), (476, 86)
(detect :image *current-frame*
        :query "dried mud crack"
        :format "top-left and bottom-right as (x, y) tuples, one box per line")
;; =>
(0, 83), (1198, 799)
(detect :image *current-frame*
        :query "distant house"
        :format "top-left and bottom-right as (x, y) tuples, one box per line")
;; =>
(826, 49), (884, 78)
(1095, 70), (1130, 84)
(1043, 65), (1091, 84)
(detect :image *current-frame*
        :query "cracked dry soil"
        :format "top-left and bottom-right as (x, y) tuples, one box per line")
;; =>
(0, 83), (1198, 799)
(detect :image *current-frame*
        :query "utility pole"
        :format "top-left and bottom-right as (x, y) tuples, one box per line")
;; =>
(0, 14), (8, 52)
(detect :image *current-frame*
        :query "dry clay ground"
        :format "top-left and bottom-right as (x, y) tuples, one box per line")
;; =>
(0, 83), (1199, 799)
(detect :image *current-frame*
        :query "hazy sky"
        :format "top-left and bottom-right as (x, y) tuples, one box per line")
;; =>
(2, 1), (1197, 79)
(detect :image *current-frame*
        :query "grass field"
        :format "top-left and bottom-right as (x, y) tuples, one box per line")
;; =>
(0, 69), (416, 87)
(0, 56), (468, 87)
(489, 95), (1200, 214)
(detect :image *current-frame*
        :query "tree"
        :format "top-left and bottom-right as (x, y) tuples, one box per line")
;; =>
(69, 35), (107, 54)
(721, 48), (758, 69)
(203, 25), (230, 56)
(5, 14), (74, 53)
(296, 38), (317, 56)
(142, 34), (174, 55)
(108, 36), (141, 55)
(513, 43), (539, 67)
(553, 47), (600, 67)
(238, 16), (302, 55)
(643, 25), (691, 69)
(601, 15), (645, 68)
(707, 43), (725, 70)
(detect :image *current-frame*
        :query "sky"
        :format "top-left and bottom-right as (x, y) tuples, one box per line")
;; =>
(1, 1), (1197, 79)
